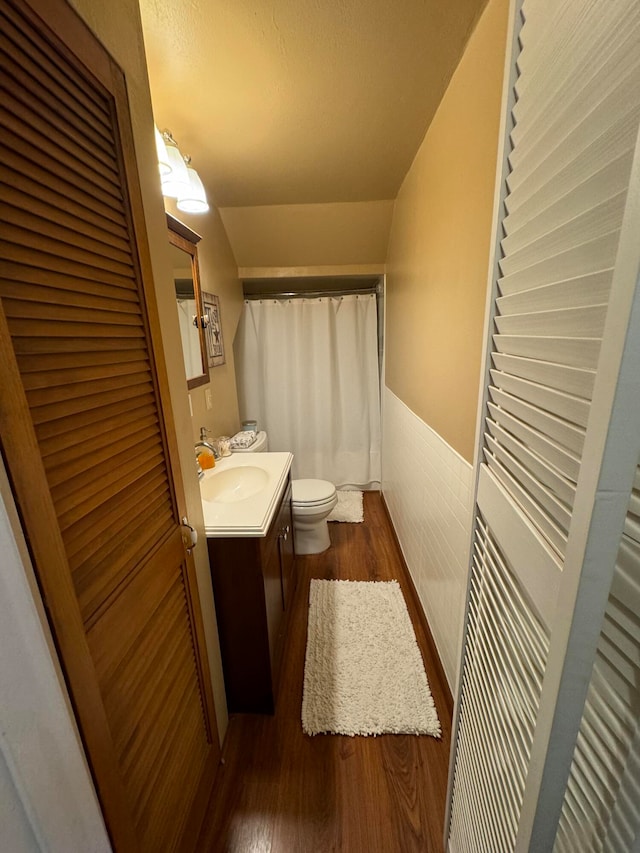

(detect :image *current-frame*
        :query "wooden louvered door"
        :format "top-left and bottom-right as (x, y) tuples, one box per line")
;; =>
(0, 0), (219, 850)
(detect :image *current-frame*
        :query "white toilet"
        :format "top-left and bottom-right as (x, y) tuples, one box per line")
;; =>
(232, 430), (338, 555)
(290, 478), (338, 555)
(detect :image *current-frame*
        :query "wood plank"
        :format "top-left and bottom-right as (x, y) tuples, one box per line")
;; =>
(76, 507), (175, 624)
(0, 241), (137, 291)
(13, 336), (146, 355)
(3, 103), (122, 202)
(35, 390), (155, 441)
(2, 142), (126, 232)
(0, 28), (113, 154)
(64, 469), (169, 561)
(1, 268), (138, 307)
(18, 347), (145, 375)
(56, 453), (163, 528)
(45, 421), (159, 486)
(198, 492), (452, 853)
(1, 206), (133, 267)
(26, 369), (151, 408)
(0, 59), (117, 174)
(1, 221), (135, 278)
(0, 4), (111, 126)
(2, 185), (130, 252)
(42, 410), (158, 467)
(32, 379), (153, 426)
(22, 360), (149, 394)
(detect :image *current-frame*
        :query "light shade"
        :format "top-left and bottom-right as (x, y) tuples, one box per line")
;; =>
(177, 166), (210, 214)
(161, 136), (190, 199)
(154, 126), (171, 176)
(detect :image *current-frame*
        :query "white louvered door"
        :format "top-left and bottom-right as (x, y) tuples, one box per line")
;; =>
(447, 1), (640, 850)
(554, 464), (640, 852)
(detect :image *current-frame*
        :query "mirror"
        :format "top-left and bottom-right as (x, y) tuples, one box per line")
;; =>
(167, 213), (210, 389)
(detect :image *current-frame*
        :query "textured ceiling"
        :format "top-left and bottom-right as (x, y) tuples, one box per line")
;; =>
(139, 0), (487, 209)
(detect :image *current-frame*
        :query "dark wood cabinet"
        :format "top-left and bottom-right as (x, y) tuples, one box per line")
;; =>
(207, 476), (296, 713)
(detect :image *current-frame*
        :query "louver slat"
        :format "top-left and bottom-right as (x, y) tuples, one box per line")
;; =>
(0, 5), (111, 128)
(486, 402), (580, 482)
(493, 335), (601, 370)
(489, 370), (591, 427)
(492, 353), (595, 399)
(486, 420), (575, 504)
(0, 30), (115, 163)
(4, 206), (133, 267)
(555, 479), (640, 851)
(487, 33), (629, 551)
(500, 193), (627, 275)
(449, 519), (549, 853)
(489, 386), (586, 456)
(496, 271), (612, 315)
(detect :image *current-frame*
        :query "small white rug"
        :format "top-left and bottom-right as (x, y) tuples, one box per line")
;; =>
(302, 579), (441, 737)
(327, 490), (364, 523)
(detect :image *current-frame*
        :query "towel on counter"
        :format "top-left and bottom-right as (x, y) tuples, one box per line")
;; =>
(229, 430), (257, 449)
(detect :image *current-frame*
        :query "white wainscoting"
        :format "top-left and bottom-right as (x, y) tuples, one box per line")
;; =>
(382, 387), (474, 691)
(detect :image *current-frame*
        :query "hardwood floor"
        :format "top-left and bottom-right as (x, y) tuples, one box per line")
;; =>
(197, 492), (453, 852)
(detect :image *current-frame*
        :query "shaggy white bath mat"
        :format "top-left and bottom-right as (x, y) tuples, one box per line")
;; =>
(327, 490), (364, 523)
(302, 579), (441, 737)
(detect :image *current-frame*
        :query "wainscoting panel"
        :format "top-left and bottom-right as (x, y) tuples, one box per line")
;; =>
(382, 387), (473, 690)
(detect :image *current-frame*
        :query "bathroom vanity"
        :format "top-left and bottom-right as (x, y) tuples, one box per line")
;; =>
(202, 453), (296, 713)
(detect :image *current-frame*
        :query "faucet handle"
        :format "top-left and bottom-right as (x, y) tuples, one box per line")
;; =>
(200, 426), (209, 441)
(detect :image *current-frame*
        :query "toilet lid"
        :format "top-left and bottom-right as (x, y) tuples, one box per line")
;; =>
(292, 478), (336, 506)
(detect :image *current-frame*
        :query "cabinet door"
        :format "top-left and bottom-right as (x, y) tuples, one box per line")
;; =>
(278, 498), (296, 611)
(263, 531), (285, 685)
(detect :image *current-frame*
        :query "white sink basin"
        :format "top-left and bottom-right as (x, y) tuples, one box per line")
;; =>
(200, 465), (269, 503)
(199, 452), (293, 537)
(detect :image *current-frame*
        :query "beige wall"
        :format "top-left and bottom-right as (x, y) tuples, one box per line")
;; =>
(220, 200), (394, 268)
(385, 0), (509, 462)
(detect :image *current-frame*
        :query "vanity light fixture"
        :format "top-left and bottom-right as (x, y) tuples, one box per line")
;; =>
(178, 156), (210, 214)
(156, 127), (209, 214)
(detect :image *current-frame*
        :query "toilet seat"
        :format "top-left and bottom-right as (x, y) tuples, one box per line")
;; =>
(292, 479), (336, 508)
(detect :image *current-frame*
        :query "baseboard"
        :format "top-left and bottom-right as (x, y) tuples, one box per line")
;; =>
(380, 492), (454, 719)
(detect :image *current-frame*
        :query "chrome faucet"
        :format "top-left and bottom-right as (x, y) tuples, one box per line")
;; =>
(195, 427), (219, 459)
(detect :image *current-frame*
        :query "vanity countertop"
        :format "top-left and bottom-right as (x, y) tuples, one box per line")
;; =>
(200, 451), (293, 537)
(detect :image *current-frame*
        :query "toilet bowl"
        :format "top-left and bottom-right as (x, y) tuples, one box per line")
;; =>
(232, 429), (337, 554)
(291, 479), (338, 555)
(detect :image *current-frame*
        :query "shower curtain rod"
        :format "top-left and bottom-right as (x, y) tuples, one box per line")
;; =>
(243, 287), (379, 300)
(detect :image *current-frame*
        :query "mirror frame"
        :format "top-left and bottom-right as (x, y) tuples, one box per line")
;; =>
(167, 212), (210, 390)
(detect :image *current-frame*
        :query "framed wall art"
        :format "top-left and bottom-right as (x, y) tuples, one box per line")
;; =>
(202, 292), (225, 367)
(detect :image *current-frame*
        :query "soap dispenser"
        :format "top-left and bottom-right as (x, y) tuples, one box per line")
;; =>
(195, 427), (216, 470)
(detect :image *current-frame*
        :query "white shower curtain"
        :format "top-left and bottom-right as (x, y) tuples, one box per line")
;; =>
(234, 293), (381, 488)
